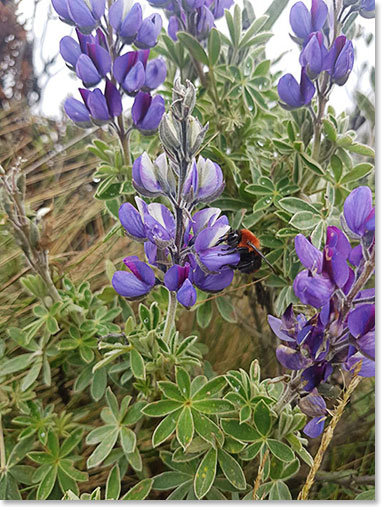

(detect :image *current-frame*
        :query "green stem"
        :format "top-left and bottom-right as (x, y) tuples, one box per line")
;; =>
(162, 291), (178, 343)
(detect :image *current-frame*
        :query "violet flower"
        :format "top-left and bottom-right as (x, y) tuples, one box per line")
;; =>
(299, 32), (328, 79)
(299, 391), (327, 438)
(132, 92), (165, 133)
(55, 0), (106, 34)
(114, 51), (167, 95)
(109, 0), (143, 43)
(112, 256), (156, 298)
(278, 68), (315, 110)
(324, 35), (354, 86)
(289, 0), (328, 44)
(135, 13), (163, 49)
(343, 186), (375, 239)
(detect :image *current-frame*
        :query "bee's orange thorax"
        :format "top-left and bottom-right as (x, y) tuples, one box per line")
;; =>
(238, 229), (261, 251)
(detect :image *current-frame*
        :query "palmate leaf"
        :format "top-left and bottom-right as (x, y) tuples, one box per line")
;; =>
(221, 419), (262, 442)
(192, 376), (226, 401)
(176, 407), (194, 450)
(194, 447), (217, 499)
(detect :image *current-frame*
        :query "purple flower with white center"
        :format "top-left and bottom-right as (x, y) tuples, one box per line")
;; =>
(299, 32), (328, 79)
(112, 256), (156, 299)
(64, 79), (122, 126)
(132, 152), (176, 198)
(66, 0), (106, 34)
(135, 13), (163, 49)
(109, 0), (143, 43)
(183, 156), (225, 205)
(299, 391), (327, 438)
(289, 0), (328, 44)
(343, 186), (375, 239)
(324, 35), (354, 86)
(136, 197), (175, 248)
(132, 92), (165, 133)
(278, 67), (316, 110)
(164, 264), (197, 308)
(194, 222), (240, 272)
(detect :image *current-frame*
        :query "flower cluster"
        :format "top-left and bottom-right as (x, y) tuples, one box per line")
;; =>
(147, 0), (234, 41)
(53, 0), (166, 133)
(268, 186), (375, 437)
(277, 0), (355, 109)
(112, 80), (239, 307)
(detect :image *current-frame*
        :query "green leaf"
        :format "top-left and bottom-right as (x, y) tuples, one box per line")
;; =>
(86, 425), (116, 445)
(105, 465), (121, 500)
(192, 376), (226, 400)
(87, 429), (119, 468)
(215, 296), (237, 323)
(323, 119), (337, 141)
(157, 381), (185, 402)
(142, 400), (183, 417)
(278, 197), (318, 214)
(340, 163), (374, 184)
(59, 459), (88, 482)
(152, 409), (182, 447)
(253, 401), (272, 436)
(153, 471), (192, 490)
(2, 353), (35, 375)
(21, 358), (42, 391)
(267, 439), (295, 462)
(269, 480), (292, 500)
(217, 449), (246, 490)
(192, 410), (224, 447)
(8, 436), (34, 467)
(60, 428), (83, 458)
(57, 468), (78, 497)
(176, 367), (191, 399)
(299, 153), (325, 176)
(240, 441), (263, 461)
(91, 367), (107, 402)
(196, 300), (212, 329)
(263, 0), (289, 30)
(194, 447), (217, 499)
(192, 399), (233, 414)
(177, 407), (194, 450)
(105, 387), (119, 419)
(331, 154), (343, 182)
(130, 349), (145, 380)
(176, 32), (209, 66)
(121, 478), (154, 500)
(36, 466), (57, 500)
(346, 142), (374, 158)
(120, 427), (136, 454)
(289, 211), (321, 230)
(355, 489), (375, 500)
(28, 452), (54, 465)
(208, 28), (221, 66)
(221, 419), (261, 442)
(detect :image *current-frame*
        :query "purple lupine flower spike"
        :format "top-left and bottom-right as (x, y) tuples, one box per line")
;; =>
(112, 256), (156, 298)
(132, 92), (165, 133)
(278, 67), (315, 109)
(324, 36), (354, 85)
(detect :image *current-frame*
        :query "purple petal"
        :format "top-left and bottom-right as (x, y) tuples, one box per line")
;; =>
(67, 0), (97, 32)
(300, 67), (316, 104)
(276, 344), (311, 370)
(64, 97), (91, 126)
(60, 36), (81, 67)
(195, 223), (230, 251)
(196, 157), (224, 202)
(342, 267), (355, 295)
(112, 258), (155, 297)
(119, 202), (146, 240)
(87, 43), (111, 76)
(120, 3), (143, 40)
(104, 79), (122, 117)
(324, 247), (350, 288)
(289, 1), (311, 40)
(295, 234), (323, 272)
(191, 208), (221, 236)
(87, 88), (110, 121)
(139, 94), (165, 131)
(278, 73), (302, 108)
(267, 315), (296, 343)
(192, 266), (234, 292)
(90, 0), (106, 20)
(357, 331), (375, 360)
(300, 32), (324, 77)
(168, 16), (180, 40)
(302, 362), (332, 391)
(344, 186), (373, 236)
(76, 54), (101, 87)
(299, 392), (327, 417)
(135, 13), (162, 49)
(164, 264), (190, 291)
(303, 416), (325, 438)
(144, 58), (167, 90)
(348, 245), (363, 267)
(52, 0), (72, 20)
(293, 270), (334, 308)
(176, 278), (197, 308)
(108, 0), (123, 30)
(346, 352), (375, 377)
(133, 152), (162, 196)
(311, 0), (328, 31)
(123, 62), (146, 94)
(348, 304), (375, 337)
(131, 91), (151, 126)
(113, 52), (137, 84)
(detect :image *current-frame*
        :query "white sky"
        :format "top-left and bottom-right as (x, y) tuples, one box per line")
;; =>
(18, 0), (375, 118)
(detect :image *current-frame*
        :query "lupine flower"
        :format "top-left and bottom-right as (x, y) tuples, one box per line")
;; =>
(132, 92), (165, 133)
(289, 0), (328, 44)
(360, 0), (375, 18)
(211, 0), (235, 19)
(114, 51), (167, 95)
(278, 68), (315, 109)
(324, 35), (354, 85)
(112, 256), (156, 298)
(132, 152), (176, 198)
(343, 186), (375, 239)
(345, 303), (375, 377)
(164, 264), (197, 308)
(299, 391), (327, 438)
(63, 0), (105, 34)
(109, 0), (143, 42)
(195, 5), (215, 39)
(194, 222), (240, 272)
(182, 156), (224, 205)
(64, 79), (122, 126)
(135, 13), (163, 49)
(299, 32), (328, 79)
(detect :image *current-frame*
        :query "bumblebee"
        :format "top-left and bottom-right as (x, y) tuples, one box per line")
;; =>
(216, 229), (274, 274)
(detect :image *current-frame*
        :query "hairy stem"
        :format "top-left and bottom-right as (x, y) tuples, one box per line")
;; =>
(162, 291), (178, 343)
(252, 448), (270, 500)
(297, 372), (362, 500)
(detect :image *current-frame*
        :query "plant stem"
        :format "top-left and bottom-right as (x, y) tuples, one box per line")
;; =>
(162, 290), (177, 343)
(0, 415), (6, 471)
(252, 448), (269, 500)
(297, 372), (362, 500)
